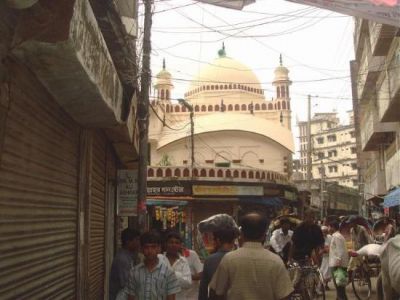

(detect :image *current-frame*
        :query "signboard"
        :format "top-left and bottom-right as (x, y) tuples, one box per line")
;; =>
(117, 170), (138, 216)
(147, 182), (191, 196)
(284, 190), (297, 202)
(286, 0), (400, 27)
(193, 185), (263, 196)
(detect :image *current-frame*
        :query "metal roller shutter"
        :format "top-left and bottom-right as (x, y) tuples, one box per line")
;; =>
(88, 131), (106, 299)
(0, 68), (80, 299)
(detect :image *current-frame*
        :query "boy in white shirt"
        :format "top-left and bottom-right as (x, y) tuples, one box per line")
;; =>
(328, 221), (349, 300)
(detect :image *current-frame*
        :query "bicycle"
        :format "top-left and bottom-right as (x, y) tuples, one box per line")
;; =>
(288, 261), (326, 300)
(350, 255), (380, 300)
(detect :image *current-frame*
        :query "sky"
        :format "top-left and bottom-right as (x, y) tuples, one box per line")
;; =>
(141, 0), (356, 157)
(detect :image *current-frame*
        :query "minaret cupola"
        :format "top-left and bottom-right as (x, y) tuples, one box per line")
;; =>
(154, 59), (174, 101)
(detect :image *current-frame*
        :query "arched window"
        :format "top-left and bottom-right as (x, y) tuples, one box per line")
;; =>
(217, 170), (223, 178)
(211, 85), (215, 90)
(255, 171), (260, 179)
(193, 168), (199, 177)
(215, 105), (220, 111)
(248, 103), (252, 110)
(277, 102), (281, 110)
(182, 106), (187, 112)
(226, 170), (231, 177)
(267, 172), (271, 180)
(166, 90), (170, 100)
(156, 168), (163, 177)
(255, 104), (260, 111)
(262, 103), (266, 110)
(161, 89), (165, 100)
(165, 168), (172, 177)
(234, 104), (240, 111)
(206, 85), (210, 90)
(201, 105), (206, 112)
(286, 86), (290, 98)
(233, 84), (237, 89)
(281, 86), (286, 98)
(195, 105), (200, 112)
(262, 172), (266, 179)
(241, 171), (247, 178)
(183, 168), (190, 177)
(208, 105), (213, 112)
(148, 168), (154, 177)
(200, 169), (207, 177)
(249, 171), (254, 179)
(228, 104), (233, 111)
(174, 169), (181, 177)
(175, 106), (180, 112)
(268, 103), (273, 110)
(215, 85), (219, 90)
(233, 170), (239, 178)
(276, 86), (280, 98)
(241, 104), (247, 111)
(209, 169), (215, 177)
(166, 105), (170, 113)
(282, 101), (287, 110)
(220, 85), (224, 90)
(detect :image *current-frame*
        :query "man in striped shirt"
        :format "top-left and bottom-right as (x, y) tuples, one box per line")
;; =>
(126, 231), (181, 300)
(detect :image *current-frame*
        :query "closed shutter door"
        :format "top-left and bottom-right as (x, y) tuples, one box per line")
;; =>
(88, 131), (106, 299)
(0, 67), (79, 299)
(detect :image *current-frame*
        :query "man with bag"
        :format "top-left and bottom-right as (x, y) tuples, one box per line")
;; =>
(329, 221), (349, 300)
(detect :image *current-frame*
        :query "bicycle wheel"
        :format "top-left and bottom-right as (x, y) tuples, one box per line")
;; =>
(351, 266), (371, 300)
(305, 270), (326, 300)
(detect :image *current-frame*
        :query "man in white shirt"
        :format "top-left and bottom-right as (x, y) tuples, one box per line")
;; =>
(182, 247), (203, 299)
(328, 221), (349, 300)
(270, 218), (293, 263)
(160, 231), (192, 300)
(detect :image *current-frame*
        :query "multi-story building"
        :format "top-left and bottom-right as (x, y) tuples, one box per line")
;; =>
(298, 112), (359, 189)
(350, 18), (400, 217)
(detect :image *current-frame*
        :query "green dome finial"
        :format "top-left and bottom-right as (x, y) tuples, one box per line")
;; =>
(218, 42), (226, 57)
(279, 54), (283, 66)
(163, 58), (166, 70)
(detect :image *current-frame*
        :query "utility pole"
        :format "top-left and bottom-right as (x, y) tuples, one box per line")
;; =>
(320, 160), (325, 220)
(134, 0), (152, 231)
(178, 99), (194, 168)
(307, 95), (312, 199)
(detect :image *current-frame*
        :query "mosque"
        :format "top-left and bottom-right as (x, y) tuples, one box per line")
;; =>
(146, 44), (298, 247)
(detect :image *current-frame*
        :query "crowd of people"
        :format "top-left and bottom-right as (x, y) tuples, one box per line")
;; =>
(109, 211), (400, 300)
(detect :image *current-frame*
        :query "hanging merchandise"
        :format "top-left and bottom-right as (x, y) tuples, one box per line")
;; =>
(155, 206), (161, 221)
(162, 208), (167, 230)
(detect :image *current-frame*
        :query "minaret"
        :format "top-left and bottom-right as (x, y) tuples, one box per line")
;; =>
(272, 54), (292, 108)
(154, 58), (174, 102)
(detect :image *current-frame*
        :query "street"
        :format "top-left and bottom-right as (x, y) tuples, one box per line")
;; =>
(325, 278), (378, 300)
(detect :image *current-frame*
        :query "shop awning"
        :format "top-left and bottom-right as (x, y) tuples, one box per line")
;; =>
(383, 187), (400, 208)
(146, 199), (188, 206)
(239, 197), (283, 208)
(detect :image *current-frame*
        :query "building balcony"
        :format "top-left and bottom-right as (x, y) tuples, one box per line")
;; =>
(357, 54), (386, 102)
(353, 18), (368, 57)
(370, 22), (398, 56)
(364, 159), (387, 199)
(380, 52), (400, 122)
(360, 107), (397, 151)
(147, 166), (288, 184)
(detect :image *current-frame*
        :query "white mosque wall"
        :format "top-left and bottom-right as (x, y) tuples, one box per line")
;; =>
(150, 130), (291, 175)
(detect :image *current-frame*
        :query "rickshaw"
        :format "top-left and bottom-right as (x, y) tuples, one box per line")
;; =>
(339, 215), (379, 300)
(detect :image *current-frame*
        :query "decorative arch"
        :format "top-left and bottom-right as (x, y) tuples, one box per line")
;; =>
(262, 172), (266, 179)
(241, 151), (259, 167)
(209, 169), (215, 177)
(174, 169), (181, 177)
(200, 169), (207, 177)
(148, 168), (154, 177)
(249, 171), (254, 179)
(262, 103), (267, 110)
(208, 105), (213, 112)
(215, 105), (220, 111)
(234, 104), (240, 111)
(183, 168), (190, 177)
(255, 171), (260, 179)
(195, 105), (200, 112)
(282, 101), (287, 110)
(161, 89), (165, 100)
(182, 106), (187, 112)
(166, 90), (170, 100)
(277, 101), (281, 110)
(233, 170), (239, 178)
(268, 103), (273, 110)
(217, 169), (223, 178)
(288, 102), (291, 110)
(226, 170), (232, 177)
(156, 168), (163, 177)
(255, 104), (260, 111)
(193, 168), (199, 177)
(201, 105), (206, 112)
(228, 104), (233, 111)
(241, 170), (247, 178)
(241, 104), (247, 111)
(166, 105), (170, 113)
(175, 106), (180, 112)
(165, 168), (172, 177)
